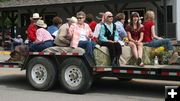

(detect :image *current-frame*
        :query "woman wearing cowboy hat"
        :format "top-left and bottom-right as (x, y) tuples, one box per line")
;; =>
(29, 19), (54, 52)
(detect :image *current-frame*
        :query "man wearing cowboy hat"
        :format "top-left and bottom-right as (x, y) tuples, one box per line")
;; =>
(27, 13), (42, 43)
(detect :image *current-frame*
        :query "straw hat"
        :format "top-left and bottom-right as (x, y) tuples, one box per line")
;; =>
(36, 20), (47, 28)
(30, 13), (42, 20)
(67, 16), (78, 23)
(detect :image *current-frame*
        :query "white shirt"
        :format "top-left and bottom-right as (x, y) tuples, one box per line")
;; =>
(79, 28), (88, 41)
(13, 38), (23, 43)
(93, 23), (102, 38)
(52, 30), (58, 37)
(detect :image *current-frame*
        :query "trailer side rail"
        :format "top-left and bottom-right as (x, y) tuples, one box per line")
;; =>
(93, 65), (180, 81)
(0, 52), (84, 68)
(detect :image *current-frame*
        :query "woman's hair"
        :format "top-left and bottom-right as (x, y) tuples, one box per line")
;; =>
(130, 12), (141, 31)
(144, 10), (155, 21)
(76, 11), (86, 17)
(116, 13), (125, 21)
(52, 16), (62, 26)
(86, 13), (94, 23)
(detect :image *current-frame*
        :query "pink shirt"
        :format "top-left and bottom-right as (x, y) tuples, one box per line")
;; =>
(34, 28), (54, 44)
(68, 23), (93, 48)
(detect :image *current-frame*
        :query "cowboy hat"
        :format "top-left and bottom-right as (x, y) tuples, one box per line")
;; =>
(30, 13), (42, 20)
(36, 20), (47, 28)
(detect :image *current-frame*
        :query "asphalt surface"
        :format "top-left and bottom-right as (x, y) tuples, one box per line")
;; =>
(0, 68), (180, 101)
(0, 54), (180, 101)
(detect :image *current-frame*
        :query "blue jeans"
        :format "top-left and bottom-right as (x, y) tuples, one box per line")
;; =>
(144, 39), (173, 50)
(29, 40), (54, 52)
(11, 42), (22, 50)
(78, 41), (95, 57)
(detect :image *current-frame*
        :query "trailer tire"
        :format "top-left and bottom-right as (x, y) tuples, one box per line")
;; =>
(59, 57), (92, 94)
(26, 57), (56, 91)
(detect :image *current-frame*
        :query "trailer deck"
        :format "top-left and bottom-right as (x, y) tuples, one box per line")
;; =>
(0, 51), (179, 93)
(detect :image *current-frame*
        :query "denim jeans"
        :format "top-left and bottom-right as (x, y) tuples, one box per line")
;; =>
(78, 41), (95, 57)
(11, 42), (22, 50)
(29, 40), (54, 52)
(144, 39), (173, 50)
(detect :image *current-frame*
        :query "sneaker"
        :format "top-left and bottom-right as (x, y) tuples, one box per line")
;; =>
(168, 52), (179, 64)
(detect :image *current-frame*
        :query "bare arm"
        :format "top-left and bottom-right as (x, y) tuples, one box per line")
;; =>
(138, 31), (144, 42)
(151, 25), (163, 40)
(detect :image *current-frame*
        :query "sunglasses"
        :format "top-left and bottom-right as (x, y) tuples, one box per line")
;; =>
(107, 16), (113, 18)
(77, 17), (84, 19)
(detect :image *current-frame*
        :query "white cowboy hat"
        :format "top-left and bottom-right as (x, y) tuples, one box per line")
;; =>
(36, 20), (47, 28)
(30, 13), (42, 20)
(67, 16), (78, 23)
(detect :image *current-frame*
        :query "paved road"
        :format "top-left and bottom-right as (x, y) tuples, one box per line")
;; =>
(0, 68), (180, 101)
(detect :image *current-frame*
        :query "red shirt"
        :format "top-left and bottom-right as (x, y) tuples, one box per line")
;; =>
(27, 23), (37, 42)
(88, 21), (97, 32)
(126, 25), (144, 41)
(143, 20), (155, 42)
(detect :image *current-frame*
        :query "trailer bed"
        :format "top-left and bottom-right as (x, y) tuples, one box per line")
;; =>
(0, 51), (179, 81)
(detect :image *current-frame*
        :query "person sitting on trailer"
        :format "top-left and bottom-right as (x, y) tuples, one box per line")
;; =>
(99, 11), (122, 67)
(47, 16), (63, 38)
(68, 11), (95, 58)
(27, 13), (41, 43)
(86, 13), (97, 32)
(93, 12), (104, 42)
(126, 12), (144, 67)
(28, 19), (54, 52)
(54, 16), (77, 47)
(115, 13), (129, 46)
(143, 10), (179, 64)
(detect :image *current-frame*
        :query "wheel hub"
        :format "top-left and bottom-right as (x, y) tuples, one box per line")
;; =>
(31, 64), (47, 84)
(65, 65), (82, 87)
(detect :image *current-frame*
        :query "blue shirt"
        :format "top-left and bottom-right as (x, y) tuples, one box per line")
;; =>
(115, 21), (127, 41)
(47, 25), (58, 35)
(99, 23), (119, 42)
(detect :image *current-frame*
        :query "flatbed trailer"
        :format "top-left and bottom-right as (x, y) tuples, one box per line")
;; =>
(0, 51), (180, 94)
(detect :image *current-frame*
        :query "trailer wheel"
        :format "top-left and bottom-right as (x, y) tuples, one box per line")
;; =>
(27, 57), (56, 91)
(59, 57), (92, 94)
